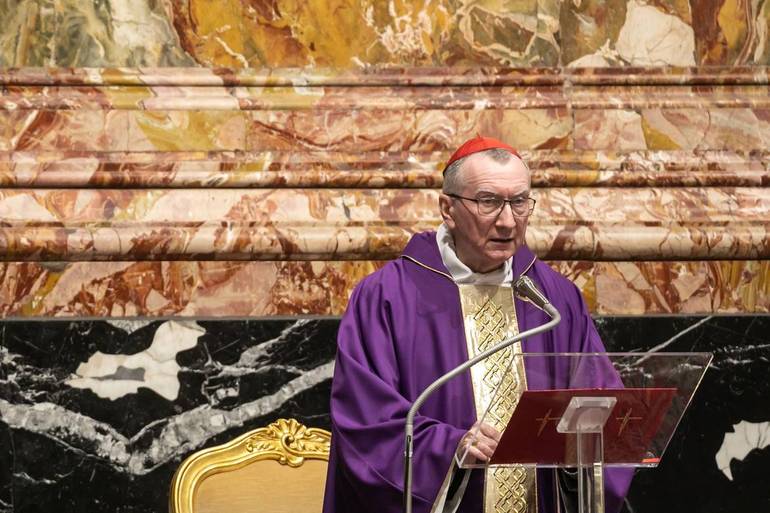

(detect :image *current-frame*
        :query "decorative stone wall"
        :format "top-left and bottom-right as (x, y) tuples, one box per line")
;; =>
(0, 67), (768, 317)
(0, 1), (768, 513)
(2, 0), (770, 68)
(2, 317), (768, 513)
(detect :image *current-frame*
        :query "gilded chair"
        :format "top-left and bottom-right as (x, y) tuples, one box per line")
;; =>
(169, 418), (332, 513)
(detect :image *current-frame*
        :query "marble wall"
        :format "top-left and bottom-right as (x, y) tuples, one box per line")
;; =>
(1, 316), (769, 513)
(0, 67), (768, 319)
(0, 1), (768, 512)
(2, 0), (770, 67)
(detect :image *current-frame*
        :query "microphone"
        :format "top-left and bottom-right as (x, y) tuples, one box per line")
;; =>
(515, 275), (558, 318)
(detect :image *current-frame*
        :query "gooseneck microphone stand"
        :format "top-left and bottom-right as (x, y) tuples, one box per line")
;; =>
(403, 276), (561, 513)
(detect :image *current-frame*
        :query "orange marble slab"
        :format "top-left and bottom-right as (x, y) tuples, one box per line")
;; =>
(0, 68), (766, 320)
(0, 110), (130, 152)
(0, 260), (765, 318)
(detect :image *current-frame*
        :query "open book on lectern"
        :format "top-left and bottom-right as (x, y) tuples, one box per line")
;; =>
(491, 387), (676, 465)
(457, 352), (712, 469)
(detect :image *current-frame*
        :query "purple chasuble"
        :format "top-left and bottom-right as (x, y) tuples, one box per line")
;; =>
(322, 231), (633, 513)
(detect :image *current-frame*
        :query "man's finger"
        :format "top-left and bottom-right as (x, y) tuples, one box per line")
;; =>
(466, 446), (489, 462)
(466, 437), (496, 459)
(477, 422), (501, 441)
(478, 440), (497, 459)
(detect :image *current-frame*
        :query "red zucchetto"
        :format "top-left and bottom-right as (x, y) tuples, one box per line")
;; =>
(443, 136), (520, 174)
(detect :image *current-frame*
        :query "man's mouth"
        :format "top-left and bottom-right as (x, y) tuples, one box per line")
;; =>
(489, 237), (514, 244)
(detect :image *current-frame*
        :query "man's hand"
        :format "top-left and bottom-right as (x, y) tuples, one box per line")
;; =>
(456, 421), (501, 464)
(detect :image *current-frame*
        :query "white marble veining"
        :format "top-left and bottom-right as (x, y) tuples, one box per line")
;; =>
(615, 0), (696, 66)
(716, 420), (770, 480)
(105, 319), (154, 334)
(0, 360), (334, 474)
(66, 320), (204, 400)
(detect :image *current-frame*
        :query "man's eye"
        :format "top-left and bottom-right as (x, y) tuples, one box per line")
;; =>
(478, 198), (500, 207)
(511, 198), (528, 206)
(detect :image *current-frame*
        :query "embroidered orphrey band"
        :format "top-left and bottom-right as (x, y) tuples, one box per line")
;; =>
(458, 284), (537, 513)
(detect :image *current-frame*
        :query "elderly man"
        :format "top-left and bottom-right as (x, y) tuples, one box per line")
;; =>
(322, 137), (631, 513)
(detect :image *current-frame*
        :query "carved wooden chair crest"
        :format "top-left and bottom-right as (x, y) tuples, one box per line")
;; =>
(169, 418), (332, 513)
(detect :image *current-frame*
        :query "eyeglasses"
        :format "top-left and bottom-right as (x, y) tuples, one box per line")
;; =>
(446, 193), (536, 218)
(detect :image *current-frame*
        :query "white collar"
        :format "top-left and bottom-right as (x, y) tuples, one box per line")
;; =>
(436, 223), (513, 285)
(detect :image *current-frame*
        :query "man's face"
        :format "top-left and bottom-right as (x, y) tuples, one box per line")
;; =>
(439, 153), (531, 273)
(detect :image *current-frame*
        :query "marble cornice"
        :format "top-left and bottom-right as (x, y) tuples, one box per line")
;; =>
(0, 223), (765, 261)
(2, 67), (770, 87)
(3, 70), (770, 113)
(5, 85), (770, 111)
(0, 187), (766, 261)
(0, 150), (767, 188)
(0, 66), (768, 265)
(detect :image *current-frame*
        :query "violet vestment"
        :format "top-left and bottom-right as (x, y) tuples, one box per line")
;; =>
(322, 231), (632, 513)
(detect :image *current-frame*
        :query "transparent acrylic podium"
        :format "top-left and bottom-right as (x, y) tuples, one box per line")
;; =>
(457, 352), (712, 513)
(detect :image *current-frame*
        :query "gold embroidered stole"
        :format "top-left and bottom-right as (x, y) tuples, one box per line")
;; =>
(458, 284), (537, 513)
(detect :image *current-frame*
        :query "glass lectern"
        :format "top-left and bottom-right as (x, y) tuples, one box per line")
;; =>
(458, 352), (712, 513)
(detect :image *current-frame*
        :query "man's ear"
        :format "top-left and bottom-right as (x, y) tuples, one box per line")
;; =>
(439, 193), (456, 230)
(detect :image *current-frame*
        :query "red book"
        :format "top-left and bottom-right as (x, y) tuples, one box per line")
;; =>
(489, 388), (678, 466)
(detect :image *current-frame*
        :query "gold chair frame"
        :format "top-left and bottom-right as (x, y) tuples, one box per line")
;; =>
(169, 418), (332, 513)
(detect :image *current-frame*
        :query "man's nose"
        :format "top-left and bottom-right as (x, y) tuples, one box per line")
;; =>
(494, 202), (517, 227)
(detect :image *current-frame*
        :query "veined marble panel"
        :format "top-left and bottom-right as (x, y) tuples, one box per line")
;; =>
(562, 0), (770, 66)
(2, 188), (763, 224)
(5, 74), (770, 159)
(2, 0), (770, 67)
(0, 0), (555, 68)
(4, 67), (770, 87)
(0, 108), (573, 153)
(0, 318), (337, 512)
(0, 110), (130, 152)
(575, 108), (770, 151)
(4, 106), (770, 154)
(0, 260), (766, 317)
(1, 316), (768, 512)
(0, 67), (567, 87)
(594, 260), (770, 314)
(0, 187), (766, 261)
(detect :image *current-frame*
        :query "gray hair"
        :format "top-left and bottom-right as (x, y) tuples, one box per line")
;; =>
(442, 148), (521, 194)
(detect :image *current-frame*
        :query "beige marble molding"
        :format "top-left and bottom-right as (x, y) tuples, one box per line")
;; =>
(0, 187), (766, 261)
(1, 67), (770, 87)
(4, 72), (770, 161)
(0, 150), (767, 188)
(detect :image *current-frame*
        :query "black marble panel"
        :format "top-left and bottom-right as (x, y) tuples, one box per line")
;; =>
(594, 316), (770, 513)
(0, 319), (336, 513)
(0, 316), (768, 513)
